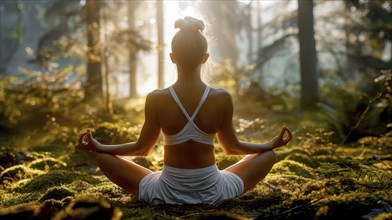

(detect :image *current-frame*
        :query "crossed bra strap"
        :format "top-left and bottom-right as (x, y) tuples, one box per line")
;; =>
(165, 85), (214, 145)
(168, 86), (210, 121)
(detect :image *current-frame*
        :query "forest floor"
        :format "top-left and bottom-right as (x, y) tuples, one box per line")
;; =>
(0, 113), (391, 219)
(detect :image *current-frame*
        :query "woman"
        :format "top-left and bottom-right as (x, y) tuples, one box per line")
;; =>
(79, 16), (292, 205)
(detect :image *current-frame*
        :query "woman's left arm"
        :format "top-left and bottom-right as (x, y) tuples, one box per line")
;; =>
(78, 92), (161, 156)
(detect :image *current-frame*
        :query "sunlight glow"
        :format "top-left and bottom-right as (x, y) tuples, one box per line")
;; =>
(179, 6), (199, 18)
(163, 2), (202, 38)
(136, 1), (184, 95)
(237, 0), (251, 4)
(139, 0), (278, 95)
(162, 1), (204, 87)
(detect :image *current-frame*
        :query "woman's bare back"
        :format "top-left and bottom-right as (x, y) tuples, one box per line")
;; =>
(151, 86), (230, 168)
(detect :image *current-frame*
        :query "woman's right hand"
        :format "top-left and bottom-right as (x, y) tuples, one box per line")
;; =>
(270, 126), (292, 149)
(78, 130), (101, 152)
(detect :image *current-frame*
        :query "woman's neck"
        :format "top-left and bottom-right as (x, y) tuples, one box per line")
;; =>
(176, 66), (203, 85)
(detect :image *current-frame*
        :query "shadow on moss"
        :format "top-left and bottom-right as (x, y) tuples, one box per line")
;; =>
(54, 196), (122, 220)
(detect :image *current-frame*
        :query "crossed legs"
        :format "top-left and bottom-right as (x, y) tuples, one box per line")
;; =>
(95, 150), (276, 196)
(95, 153), (152, 195)
(224, 151), (276, 192)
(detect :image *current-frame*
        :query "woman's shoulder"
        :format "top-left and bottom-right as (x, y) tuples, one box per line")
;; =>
(208, 87), (233, 104)
(145, 88), (171, 105)
(147, 88), (170, 98)
(209, 87), (232, 98)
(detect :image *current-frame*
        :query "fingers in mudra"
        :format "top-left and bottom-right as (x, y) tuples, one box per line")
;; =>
(78, 133), (87, 145)
(78, 131), (94, 150)
(281, 126), (292, 144)
(273, 126), (292, 148)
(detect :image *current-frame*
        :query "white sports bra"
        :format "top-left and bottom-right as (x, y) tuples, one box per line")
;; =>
(164, 86), (215, 146)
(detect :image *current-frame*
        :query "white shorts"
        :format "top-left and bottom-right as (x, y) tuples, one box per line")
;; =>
(138, 165), (244, 204)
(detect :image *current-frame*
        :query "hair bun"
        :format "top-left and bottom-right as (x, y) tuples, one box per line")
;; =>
(174, 16), (205, 32)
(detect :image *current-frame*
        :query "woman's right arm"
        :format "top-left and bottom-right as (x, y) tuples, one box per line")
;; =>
(216, 91), (292, 155)
(78, 91), (161, 156)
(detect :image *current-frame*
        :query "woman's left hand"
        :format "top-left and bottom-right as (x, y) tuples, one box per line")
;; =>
(78, 130), (101, 152)
(271, 126), (292, 149)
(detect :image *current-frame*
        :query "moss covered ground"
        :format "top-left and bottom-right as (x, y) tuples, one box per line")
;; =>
(0, 132), (390, 220)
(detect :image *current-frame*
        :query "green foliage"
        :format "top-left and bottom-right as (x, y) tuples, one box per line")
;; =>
(344, 0), (392, 70)
(0, 1), (24, 70)
(207, 59), (253, 98)
(208, 60), (299, 114)
(0, 65), (83, 130)
(317, 70), (391, 142)
(0, 62), (148, 155)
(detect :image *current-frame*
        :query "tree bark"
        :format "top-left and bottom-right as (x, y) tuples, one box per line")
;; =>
(297, 0), (319, 109)
(157, 0), (164, 89)
(247, 2), (253, 64)
(128, 1), (138, 98)
(85, 0), (103, 99)
(102, 6), (112, 114)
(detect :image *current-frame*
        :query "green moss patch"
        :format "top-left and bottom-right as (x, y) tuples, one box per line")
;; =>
(216, 155), (242, 169)
(0, 164), (45, 184)
(28, 157), (67, 171)
(18, 170), (99, 193)
(271, 159), (315, 178)
(39, 186), (75, 202)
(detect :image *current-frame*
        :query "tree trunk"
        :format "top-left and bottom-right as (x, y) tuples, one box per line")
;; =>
(254, 0), (263, 83)
(157, 0), (164, 89)
(0, 1), (22, 74)
(297, 0), (319, 109)
(103, 48), (113, 114)
(102, 6), (113, 114)
(85, 0), (103, 99)
(256, 0), (262, 51)
(128, 1), (138, 98)
(343, 1), (356, 80)
(247, 2), (253, 64)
